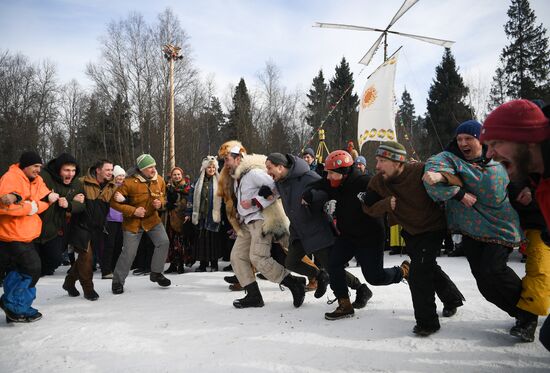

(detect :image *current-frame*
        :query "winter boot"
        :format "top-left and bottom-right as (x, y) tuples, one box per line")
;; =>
(150, 272), (171, 287)
(442, 307), (458, 317)
(112, 282), (124, 295)
(325, 298), (354, 320)
(352, 284), (373, 309)
(62, 277), (80, 297)
(510, 312), (538, 342)
(84, 289), (99, 301)
(314, 270), (330, 299)
(164, 262), (178, 274)
(224, 275), (239, 284)
(413, 324), (440, 337)
(305, 277), (317, 292)
(400, 260), (410, 281)
(233, 282), (264, 308)
(281, 274), (306, 308)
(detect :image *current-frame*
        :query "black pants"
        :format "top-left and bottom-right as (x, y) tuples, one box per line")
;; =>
(286, 240), (362, 289)
(102, 221), (123, 275)
(462, 236), (524, 319)
(132, 234), (154, 271)
(0, 241), (41, 287)
(329, 236), (402, 299)
(36, 235), (64, 275)
(402, 229), (463, 329)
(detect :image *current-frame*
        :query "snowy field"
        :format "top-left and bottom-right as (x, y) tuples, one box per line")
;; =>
(1, 251), (549, 373)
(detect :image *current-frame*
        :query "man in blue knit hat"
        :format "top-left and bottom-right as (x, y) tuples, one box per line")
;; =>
(423, 119), (538, 342)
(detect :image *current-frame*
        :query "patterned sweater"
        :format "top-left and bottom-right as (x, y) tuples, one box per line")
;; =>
(424, 151), (524, 247)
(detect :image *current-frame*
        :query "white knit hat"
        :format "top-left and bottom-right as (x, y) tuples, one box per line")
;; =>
(113, 165), (126, 178)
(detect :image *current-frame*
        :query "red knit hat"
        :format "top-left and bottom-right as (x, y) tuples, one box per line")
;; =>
(480, 99), (550, 143)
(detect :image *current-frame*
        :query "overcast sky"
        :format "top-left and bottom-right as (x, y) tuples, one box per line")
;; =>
(1, 0), (549, 116)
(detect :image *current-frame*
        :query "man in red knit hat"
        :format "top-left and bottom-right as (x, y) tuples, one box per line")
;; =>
(481, 98), (550, 350)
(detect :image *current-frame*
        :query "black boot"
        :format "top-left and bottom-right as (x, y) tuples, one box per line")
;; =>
(150, 272), (171, 287)
(224, 275), (239, 284)
(314, 270), (330, 299)
(164, 262), (178, 274)
(413, 324), (440, 337)
(233, 282), (264, 308)
(352, 284), (373, 309)
(62, 277), (80, 297)
(511, 311), (538, 342)
(281, 274), (306, 308)
(84, 289), (99, 301)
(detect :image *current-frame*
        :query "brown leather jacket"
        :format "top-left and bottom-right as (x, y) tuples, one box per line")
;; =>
(110, 170), (166, 233)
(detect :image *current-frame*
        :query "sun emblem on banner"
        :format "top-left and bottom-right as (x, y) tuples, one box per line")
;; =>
(361, 86), (377, 108)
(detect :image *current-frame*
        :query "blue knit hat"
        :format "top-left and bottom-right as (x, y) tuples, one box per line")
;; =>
(355, 156), (366, 166)
(456, 120), (482, 139)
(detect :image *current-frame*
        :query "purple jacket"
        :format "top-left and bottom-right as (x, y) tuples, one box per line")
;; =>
(106, 207), (123, 223)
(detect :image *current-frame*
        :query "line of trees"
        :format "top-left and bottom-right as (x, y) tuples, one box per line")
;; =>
(1, 1), (548, 176)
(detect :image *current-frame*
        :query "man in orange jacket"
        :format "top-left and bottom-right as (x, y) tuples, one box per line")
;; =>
(0, 151), (59, 323)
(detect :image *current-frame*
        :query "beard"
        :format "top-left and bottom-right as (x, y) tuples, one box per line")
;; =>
(508, 144), (531, 182)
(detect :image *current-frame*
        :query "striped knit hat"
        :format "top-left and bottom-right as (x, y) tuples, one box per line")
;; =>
(136, 154), (156, 170)
(376, 141), (407, 163)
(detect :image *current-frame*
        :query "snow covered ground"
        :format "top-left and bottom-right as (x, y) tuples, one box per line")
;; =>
(1, 251), (548, 373)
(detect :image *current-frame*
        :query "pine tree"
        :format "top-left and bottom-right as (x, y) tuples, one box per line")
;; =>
(425, 48), (473, 156)
(202, 96), (225, 155)
(226, 78), (257, 151)
(327, 58), (359, 151)
(396, 88), (417, 158)
(267, 115), (292, 154)
(305, 70), (329, 135)
(489, 0), (550, 106)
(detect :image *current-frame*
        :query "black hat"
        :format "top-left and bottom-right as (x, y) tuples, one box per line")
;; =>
(19, 151), (43, 169)
(266, 153), (289, 167)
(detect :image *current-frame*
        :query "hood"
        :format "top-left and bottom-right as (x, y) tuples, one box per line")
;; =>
(285, 154), (310, 180)
(234, 154), (267, 180)
(45, 153), (80, 185)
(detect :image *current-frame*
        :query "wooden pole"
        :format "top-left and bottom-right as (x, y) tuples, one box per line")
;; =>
(169, 56), (175, 171)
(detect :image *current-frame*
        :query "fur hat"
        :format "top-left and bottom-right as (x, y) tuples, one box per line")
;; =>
(200, 156), (219, 173)
(113, 165), (126, 178)
(481, 99), (550, 143)
(218, 140), (246, 159)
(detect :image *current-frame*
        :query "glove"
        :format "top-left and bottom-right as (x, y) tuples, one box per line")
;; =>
(258, 185), (273, 199)
(26, 200), (38, 216)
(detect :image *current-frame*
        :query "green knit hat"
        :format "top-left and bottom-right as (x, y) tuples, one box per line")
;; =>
(136, 154), (156, 170)
(376, 141), (407, 163)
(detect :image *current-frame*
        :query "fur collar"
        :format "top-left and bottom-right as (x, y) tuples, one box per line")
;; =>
(234, 154), (267, 180)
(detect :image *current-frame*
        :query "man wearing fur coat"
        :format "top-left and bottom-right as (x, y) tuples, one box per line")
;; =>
(225, 146), (306, 308)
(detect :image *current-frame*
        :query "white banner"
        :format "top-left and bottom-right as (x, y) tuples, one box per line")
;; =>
(357, 52), (399, 150)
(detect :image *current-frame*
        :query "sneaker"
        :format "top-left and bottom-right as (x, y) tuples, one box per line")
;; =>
(400, 260), (410, 281)
(101, 273), (114, 280)
(150, 272), (171, 287)
(413, 324), (440, 337)
(62, 278), (80, 297)
(1, 298), (42, 323)
(112, 282), (124, 295)
(132, 268), (147, 276)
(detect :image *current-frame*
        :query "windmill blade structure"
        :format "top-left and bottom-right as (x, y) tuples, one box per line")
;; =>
(314, 0), (454, 66)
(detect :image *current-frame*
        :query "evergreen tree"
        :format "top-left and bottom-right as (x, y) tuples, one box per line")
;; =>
(305, 70), (329, 135)
(327, 58), (359, 151)
(396, 88), (418, 158)
(490, 0), (550, 106)
(267, 115), (292, 154)
(425, 48), (473, 156)
(226, 78), (257, 151)
(202, 96), (226, 155)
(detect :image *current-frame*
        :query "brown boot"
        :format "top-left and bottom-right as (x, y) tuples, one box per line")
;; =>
(400, 260), (410, 281)
(325, 298), (354, 320)
(305, 277), (318, 292)
(229, 283), (244, 291)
